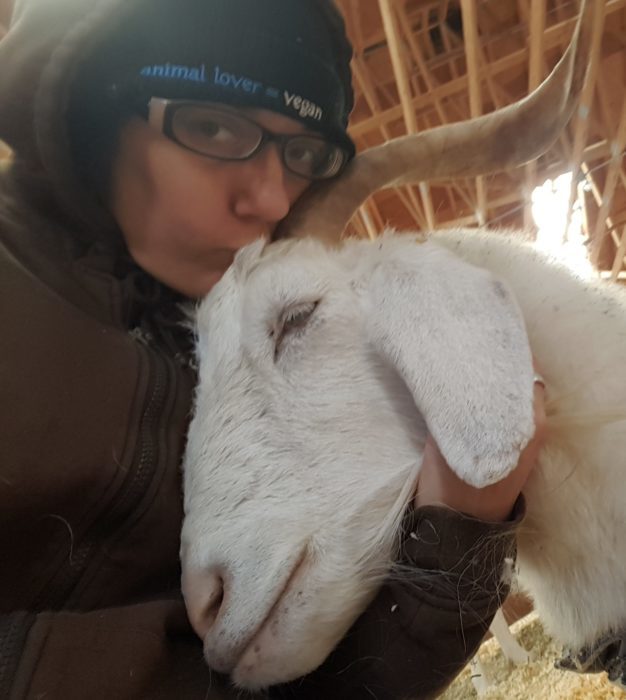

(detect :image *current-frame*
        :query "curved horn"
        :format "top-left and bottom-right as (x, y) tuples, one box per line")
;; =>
(276, 0), (593, 243)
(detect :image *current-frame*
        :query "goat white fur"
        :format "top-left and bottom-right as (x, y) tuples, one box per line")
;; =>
(181, 228), (626, 690)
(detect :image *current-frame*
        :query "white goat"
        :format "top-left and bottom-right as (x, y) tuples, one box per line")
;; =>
(180, 0), (626, 691)
(182, 227), (626, 686)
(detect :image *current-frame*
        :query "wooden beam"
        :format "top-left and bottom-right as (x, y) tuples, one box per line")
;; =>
(590, 93), (626, 265)
(394, 188), (428, 229)
(377, 0), (436, 229)
(420, 7), (437, 59)
(441, 190), (530, 228)
(338, 0), (441, 56)
(367, 198), (385, 232)
(460, 0), (486, 224)
(358, 205), (378, 241)
(564, 0), (608, 240)
(345, 0), (365, 55)
(583, 139), (614, 163)
(349, 212), (369, 239)
(377, 0), (419, 135)
(524, 0), (546, 230)
(610, 225), (626, 281)
(554, 1), (567, 24)
(581, 163), (618, 253)
(620, 168), (626, 200)
(352, 56), (425, 228)
(396, 3), (448, 124)
(350, 0), (626, 139)
(439, 24), (462, 79)
(578, 178), (590, 241)
(351, 58), (388, 134)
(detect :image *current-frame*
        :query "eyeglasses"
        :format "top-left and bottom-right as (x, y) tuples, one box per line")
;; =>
(147, 98), (350, 181)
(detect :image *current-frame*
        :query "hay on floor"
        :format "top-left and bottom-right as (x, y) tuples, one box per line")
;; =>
(441, 612), (624, 700)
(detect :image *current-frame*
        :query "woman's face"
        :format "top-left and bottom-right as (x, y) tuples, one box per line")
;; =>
(109, 107), (312, 298)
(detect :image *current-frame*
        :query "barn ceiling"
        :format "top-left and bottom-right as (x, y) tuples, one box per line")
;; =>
(1, 0), (625, 278)
(337, 0), (626, 279)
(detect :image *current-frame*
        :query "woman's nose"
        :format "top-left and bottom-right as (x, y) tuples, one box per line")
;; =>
(233, 145), (292, 223)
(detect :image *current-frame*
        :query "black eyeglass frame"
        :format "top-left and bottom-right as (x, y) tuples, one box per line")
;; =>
(147, 97), (350, 181)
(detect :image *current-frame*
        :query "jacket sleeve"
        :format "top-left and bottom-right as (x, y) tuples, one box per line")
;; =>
(1, 502), (523, 700)
(0, 599), (240, 700)
(275, 498), (524, 700)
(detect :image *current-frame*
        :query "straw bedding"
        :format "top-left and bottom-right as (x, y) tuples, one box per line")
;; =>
(441, 612), (624, 700)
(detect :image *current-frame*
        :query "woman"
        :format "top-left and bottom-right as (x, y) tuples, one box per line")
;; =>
(0, 0), (544, 697)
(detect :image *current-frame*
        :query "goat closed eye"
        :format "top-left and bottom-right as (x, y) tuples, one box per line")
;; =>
(283, 302), (318, 329)
(273, 301), (319, 360)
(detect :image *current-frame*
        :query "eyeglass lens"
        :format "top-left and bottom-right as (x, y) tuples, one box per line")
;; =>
(170, 105), (345, 179)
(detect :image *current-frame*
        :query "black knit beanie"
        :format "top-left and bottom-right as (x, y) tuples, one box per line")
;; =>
(69, 0), (355, 197)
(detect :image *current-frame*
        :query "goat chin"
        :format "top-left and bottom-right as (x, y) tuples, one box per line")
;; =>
(182, 228), (626, 688)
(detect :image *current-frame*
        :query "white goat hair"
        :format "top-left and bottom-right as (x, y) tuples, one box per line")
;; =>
(181, 228), (626, 690)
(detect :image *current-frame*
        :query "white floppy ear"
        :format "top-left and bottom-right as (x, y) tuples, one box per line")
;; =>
(364, 239), (535, 488)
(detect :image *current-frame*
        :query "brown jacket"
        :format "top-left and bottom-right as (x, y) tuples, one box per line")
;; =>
(0, 1), (521, 698)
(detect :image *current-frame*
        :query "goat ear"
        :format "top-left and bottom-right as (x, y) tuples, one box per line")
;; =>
(364, 239), (535, 488)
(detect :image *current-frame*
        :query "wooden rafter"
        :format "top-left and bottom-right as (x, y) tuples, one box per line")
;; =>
(358, 203), (379, 241)
(590, 93), (626, 264)
(336, 0), (626, 276)
(396, 3), (448, 124)
(460, 0), (487, 224)
(350, 0), (626, 139)
(581, 162), (622, 257)
(351, 56), (426, 228)
(611, 225), (626, 280)
(377, 0), (436, 229)
(524, 0), (546, 229)
(564, 0), (608, 238)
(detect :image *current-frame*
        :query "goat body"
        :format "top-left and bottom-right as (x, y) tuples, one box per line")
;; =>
(182, 229), (626, 689)
(433, 229), (626, 652)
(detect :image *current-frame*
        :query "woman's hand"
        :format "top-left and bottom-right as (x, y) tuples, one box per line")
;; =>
(414, 373), (547, 522)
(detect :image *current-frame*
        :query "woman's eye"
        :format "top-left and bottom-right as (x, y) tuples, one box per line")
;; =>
(288, 145), (315, 164)
(198, 120), (220, 137)
(196, 120), (235, 143)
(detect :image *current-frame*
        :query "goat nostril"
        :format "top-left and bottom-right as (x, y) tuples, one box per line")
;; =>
(182, 569), (225, 640)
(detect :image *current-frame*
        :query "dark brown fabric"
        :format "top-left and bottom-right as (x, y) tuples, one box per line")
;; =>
(1, 1), (524, 697)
